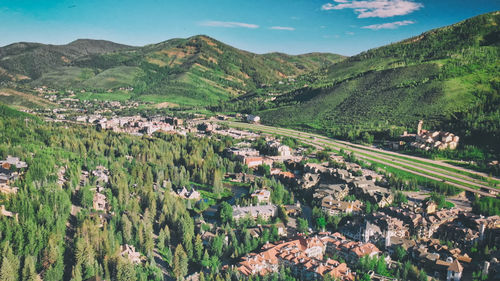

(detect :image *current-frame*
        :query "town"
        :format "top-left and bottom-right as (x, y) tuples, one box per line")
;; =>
(4, 91), (499, 281)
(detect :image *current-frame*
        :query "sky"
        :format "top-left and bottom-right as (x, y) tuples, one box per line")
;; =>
(0, 0), (499, 56)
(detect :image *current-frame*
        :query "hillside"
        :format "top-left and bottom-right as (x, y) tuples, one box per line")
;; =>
(0, 36), (344, 106)
(257, 11), (500, 157)
(0, 39), (132, 81)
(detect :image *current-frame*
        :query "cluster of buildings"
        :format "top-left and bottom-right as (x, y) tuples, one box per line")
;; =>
(0, 156), (27, 194)
(276, 155), (393, 215)
(401, 120), (460, 151)
(91, 166), (110, 212)
(232, 204), (277, 221)
(225, 140), (293, 168)
(175, 186), (201, 200)
(237, 232), (381, 280)
(336, 202), (500, 280)
(94, 116), (180, 136)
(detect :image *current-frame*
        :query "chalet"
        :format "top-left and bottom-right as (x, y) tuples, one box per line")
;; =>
(176, 187), (201, 200)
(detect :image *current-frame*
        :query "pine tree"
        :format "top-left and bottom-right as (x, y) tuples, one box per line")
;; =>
(173, 244), (188, 280)
(115, 258), (136, 281)
(22, 256), (40, 281)
(194, 234), (204, 261)
(0, 243), (20, 281)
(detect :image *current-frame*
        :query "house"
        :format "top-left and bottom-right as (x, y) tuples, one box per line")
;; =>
(313, 184), (349, 201)
(251, 189), (271, 204)
(322, 233), (380, 264)
(0, 156), (28, 186)
(92, 166), (109, 184)
(267, 140), (291, 157)
(177, 187), (201, 200)
(284, 202), (302, 217)
(244, 156), (264, 168)
(321, 196), (362, 216)
(0, 205), (18, 222)
(93, 193), (107, 211)
(0, 184), (18, 194)
(298, 173), (321, 189)
(226, 147), (260, 158)
(351, 180), (393, 207)
(120, 244), (142, 264)
(247, 115), (261, 123)
(233, 204), (277, 221)
(447, 259), (463, 280)
(304, 163), (327, 174)
(0, 156), (27, 169)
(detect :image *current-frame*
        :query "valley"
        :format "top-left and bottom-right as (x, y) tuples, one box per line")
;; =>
(0, 7), (499, 281)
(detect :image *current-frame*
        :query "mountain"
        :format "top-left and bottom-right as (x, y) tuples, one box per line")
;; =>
(0, 39), (132, 81)
(257, 11), (500, 155)
(0, 35), (344, 106)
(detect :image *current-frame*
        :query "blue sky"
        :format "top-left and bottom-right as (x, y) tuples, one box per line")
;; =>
(0, 0), (498, 55)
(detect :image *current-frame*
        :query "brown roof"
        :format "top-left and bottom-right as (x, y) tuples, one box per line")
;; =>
(448, 260), (463, 273)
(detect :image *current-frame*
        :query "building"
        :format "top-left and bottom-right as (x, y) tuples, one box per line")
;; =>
(321, 196), (362, 216)
(447, 259), (463, 281)
(244, 156), (264, 168)
(0, 156), (28, 169)
(165, 117), (183, 126)
(267, 140), (291, 157)
(233, 204), (277, 221)
(176, 187), (201, 200)
(251, 189), (271, 204)
(408, 120), (460, 151)
(0, 205), (18, 221)
(247, 115), (261, 123)
(284, 202), (302, 217)
(93, 193), (107, 211)
(237, 236), (355, 280)
(120, 244), (142, 264)
(313, 184), (349, 201)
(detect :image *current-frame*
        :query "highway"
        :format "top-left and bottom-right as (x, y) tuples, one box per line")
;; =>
(221, 121), (499, 198)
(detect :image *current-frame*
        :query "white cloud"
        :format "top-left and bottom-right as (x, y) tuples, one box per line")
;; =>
(200, 21), (259, 29)
(321, 0), (423, 18)
(362, 20), (415, 30)
(345, 31), (355, 35)
(269, 26), (295, 31)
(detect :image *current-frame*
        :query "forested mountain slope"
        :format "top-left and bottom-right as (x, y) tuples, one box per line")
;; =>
(0, 36), (344, 105)
(0, 103), (242, 280)
(0, 39), (132, 81)
(259, 11), (500, 156)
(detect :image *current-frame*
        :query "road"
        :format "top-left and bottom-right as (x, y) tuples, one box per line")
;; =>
(220, 121), (499, 198)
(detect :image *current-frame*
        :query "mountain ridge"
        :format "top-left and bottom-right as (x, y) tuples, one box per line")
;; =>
(255, 11), (499, 156)
(0, 35), (345, 105)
